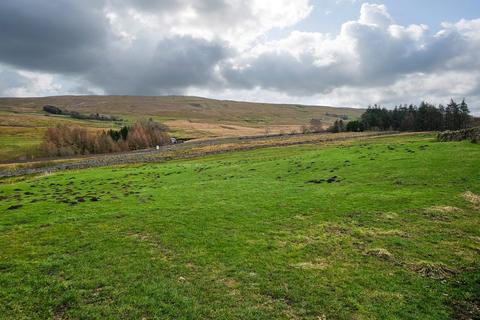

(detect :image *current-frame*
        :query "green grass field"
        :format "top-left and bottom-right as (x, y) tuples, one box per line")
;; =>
(0, 134), (479, 319)
(0, 127), (44, 161)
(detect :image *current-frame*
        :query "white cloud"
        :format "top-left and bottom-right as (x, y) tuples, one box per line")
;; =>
(0, 67), (62, 97)
(221, 3), (480, 113)
(0, 65), (103, 97)
(359, 3), (393, 28)
(103, 0), (312, 48)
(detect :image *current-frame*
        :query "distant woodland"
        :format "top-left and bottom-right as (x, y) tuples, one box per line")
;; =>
(330, 99), (473, 133)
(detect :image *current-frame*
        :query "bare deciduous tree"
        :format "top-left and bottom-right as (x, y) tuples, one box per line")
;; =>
(40, 119), (170, 157)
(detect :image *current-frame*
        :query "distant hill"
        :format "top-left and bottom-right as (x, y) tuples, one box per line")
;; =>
(0, 95), (363, 126)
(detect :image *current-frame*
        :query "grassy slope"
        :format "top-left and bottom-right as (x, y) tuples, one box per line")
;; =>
(0, 127), (43, 161)
(0, 134), (479, 319)
(0, 96), (363, 124)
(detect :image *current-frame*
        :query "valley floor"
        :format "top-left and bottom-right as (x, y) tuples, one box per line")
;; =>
(0, 131), (390, 177)
(0, 134), (479, 319)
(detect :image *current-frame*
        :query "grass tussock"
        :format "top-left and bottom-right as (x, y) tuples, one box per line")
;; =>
(365, 248), (394, 261)
(463, 191), (480, 207)
(423, 205), (463, 221)
(427, 206), (462, 213)
(407, 261), (458, 280)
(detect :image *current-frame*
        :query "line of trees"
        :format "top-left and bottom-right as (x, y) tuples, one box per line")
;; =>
(41, 119), (170, 157)
(43, 105), (122, 122)
(330, 99), (472, 133)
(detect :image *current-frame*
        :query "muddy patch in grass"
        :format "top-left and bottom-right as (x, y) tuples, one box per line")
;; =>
(53, 302), (70, 320)
(7, 204), (23, 210)
(323, 223), (351, 236)
(449, 299), (480, 320)
(306, 176), (342, 184)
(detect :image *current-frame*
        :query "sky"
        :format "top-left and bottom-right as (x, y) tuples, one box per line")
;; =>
(0, 0), (479, 113)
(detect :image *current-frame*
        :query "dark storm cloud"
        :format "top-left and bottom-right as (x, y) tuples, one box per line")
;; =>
(0, 0), (107, 73)
(112, 0), (253, 26)
(0, 0), (231, 94)
(88, 36), (228, 95)
(114, 0), (227, 13)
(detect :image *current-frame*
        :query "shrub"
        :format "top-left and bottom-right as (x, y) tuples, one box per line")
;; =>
(40, 120), (170, 157)
(309, 119), (323, 132)
(127, 120), (169, 149)
(346, 120), (364, 132)
(301, 125), (311, 134)
(42, 105), (63, 114)
(328, 120), (346, 133)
